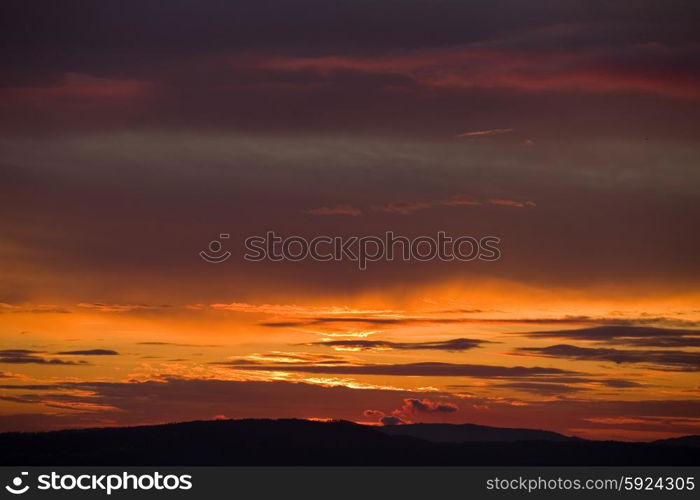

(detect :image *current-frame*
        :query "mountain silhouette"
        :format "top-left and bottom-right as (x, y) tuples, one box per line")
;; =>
(652, 435), (700, 448)
(1, 419), (697, 465)
(379, 422), (578, 443)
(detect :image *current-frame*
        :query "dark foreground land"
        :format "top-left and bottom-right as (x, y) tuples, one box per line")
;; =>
(1, 419), (697, 465)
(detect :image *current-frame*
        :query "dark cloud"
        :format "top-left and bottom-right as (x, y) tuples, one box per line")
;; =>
(524, 326), (700, 347)
(363, 408), (410, 426)
(4, 2), (694, 56)
(0, 350), (84, 365)
(402, 398), (459, 413)
(264, 317), (700, 330)
(495, 382), (585, 396)
(219, 360), (577, 377)
(623, 337), (700, 348)
(56, 349), (119, 356)
(0, 384), (63, 390)
(517, 344), (700, 371)
(451, 377), (645, 392)
(3, 1), (700, 84)
(1, 0), (699, 141)
(260, 316), (518, 328)
(0, 392), (108, 412)
(363, 409), (384, 418)
(0, 378), (427, 432)
(380, 415), (408, 426)
(307, 338), (490, 352)
(365, 398), (458, 427)
(601, 379), (644, 388)
(76, 303), (173, 313)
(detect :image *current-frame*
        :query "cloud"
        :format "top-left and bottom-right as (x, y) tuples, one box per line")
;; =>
(626, 337), (700, 348)
(0, 392), (118, 413)
(363, 409), (384, 418)
(210, 302), (398, 317)
(402, 398), (459, 413)
(438, 195), (483, 207)
(380, 415), (408, 426)
(77, 303), (172, 313)
(0, 350), (84, 365)
(495, 382), (585, 396)
(0, 303), (70, 314)
(1, 378), (699, 438)
(303, 205), (362, 216)
(456, 128), (513, 138)
(137, 342), (221, 347)
(371, 194), (534, 215)
(365, 398), (458, 426)
(56, 349), (119, 356)
(231, 351), (351, 366)
(307, 337), (490, 352)
(487, 198), (536, 208)
(218, 360), (578, 378)
(372, 201), (433, 215)
(267, 44), (700, 99)
(517, 344), (700, 371)
(522, 326), (700, 348)
(363, 408), (412, 425)
(5, 73), (154, 101)
(601, 379), (644, 388)
(4, 131), (699, 299)
(452, 376), (644, 393)
(261, 314), (698, 330)
(0, 384), (70, 391)
(3, 1), (700, 146)
(0, 378), (430, 432)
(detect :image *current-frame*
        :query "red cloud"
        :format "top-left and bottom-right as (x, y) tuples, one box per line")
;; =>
(3, 73), (154, 101)
(304, 205), (362, 216)
(262, 47), (700, 99)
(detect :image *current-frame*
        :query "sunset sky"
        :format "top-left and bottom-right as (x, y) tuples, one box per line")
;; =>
(1, 1), (699, 441)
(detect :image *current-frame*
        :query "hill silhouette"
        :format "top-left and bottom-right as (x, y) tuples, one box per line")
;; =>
(652, 435), (700, 448)
(379, 422), (578, 443)
(0, 419), (697, 465)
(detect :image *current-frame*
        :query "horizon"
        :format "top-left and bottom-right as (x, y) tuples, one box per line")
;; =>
(2, 416), (696, 444)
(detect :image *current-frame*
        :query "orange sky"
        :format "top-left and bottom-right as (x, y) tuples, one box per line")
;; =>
(2, 281), (699, 440)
